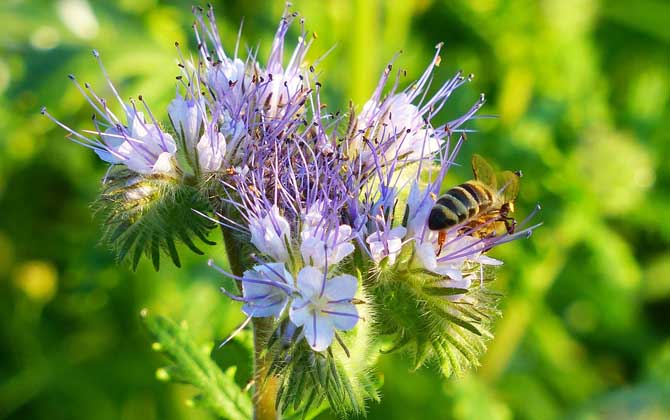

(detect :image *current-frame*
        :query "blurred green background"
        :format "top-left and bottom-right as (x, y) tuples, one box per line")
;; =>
(1, 0), (669, 419)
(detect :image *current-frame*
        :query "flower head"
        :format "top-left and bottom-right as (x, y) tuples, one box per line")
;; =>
(45, 6), (541, 414)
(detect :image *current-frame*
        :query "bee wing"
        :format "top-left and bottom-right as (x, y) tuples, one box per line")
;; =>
(499, 170), (520, 202)
(471, 154), (497, 189)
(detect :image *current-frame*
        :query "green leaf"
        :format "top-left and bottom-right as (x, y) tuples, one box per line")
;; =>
(141, 309), (252, 420)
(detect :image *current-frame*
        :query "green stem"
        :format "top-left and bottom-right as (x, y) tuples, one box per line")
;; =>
(251, 317), (280, 420)
(220, 224), (280, 420)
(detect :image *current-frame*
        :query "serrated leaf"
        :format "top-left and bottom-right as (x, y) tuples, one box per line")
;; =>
(141, 310), (252, 420)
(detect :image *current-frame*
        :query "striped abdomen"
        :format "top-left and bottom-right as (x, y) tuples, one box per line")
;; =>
(428, 181), (495, 230)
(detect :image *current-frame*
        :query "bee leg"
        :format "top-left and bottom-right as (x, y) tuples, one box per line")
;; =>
(499, 203), (516, 234)
(437, 231), (447, 256)
(504, 217), (517, 234)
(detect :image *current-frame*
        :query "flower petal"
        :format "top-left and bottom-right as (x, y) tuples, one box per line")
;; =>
(323, 302), (358, 331)
(242, 295), (287, 318)
(296, 265), (325, 299)
(303, 312), (334, 352)
(152, 152), (175, 174)
(300, 236), (325, 268)
(289, 298), (311, 327)
(324, 274), (357, 301)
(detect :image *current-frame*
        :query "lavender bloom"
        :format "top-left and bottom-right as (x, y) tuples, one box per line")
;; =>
(249, 205), (292, 263)
(349, 44), (483, 178)
(196, 123), (227, 173)
(259, 15), (312, 117)
(289, 266), (358, 352)
(42, 51), (178, 176)
(357, 92), (437, 165)
(300, 202), (355, 268)
(167, 93), (203, 149)
(187, 6), (312, 171)
(365, 226), (406, 265)
(240, 263), (293, 317)
(97, 109), (177, 175)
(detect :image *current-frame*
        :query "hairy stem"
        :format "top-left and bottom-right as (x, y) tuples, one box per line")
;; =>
(252, 317), (280, 420)
(220, 224), (280, 420)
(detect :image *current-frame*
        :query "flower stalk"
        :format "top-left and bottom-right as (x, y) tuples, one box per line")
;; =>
(251, 317), (280, 420)
(220, 223), (280, 419)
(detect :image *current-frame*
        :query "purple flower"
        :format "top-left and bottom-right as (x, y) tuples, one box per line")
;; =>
(365, 227), (406, 265)
(240, 263), (293, 317)
(196, 126), (226, 173)
(98, 109), (177, 175)
(168, 93), (203, 149)
(300, 202), (355, 268)
(249, 205), (292, 263)
(41, 51), (178, 175)
(289, 266), (359, 351)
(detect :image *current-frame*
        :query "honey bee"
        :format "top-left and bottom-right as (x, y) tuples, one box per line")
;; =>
(428, 154), (520, 253)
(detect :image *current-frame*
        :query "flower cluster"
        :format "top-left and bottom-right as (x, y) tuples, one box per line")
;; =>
(43, 4), (539, 416)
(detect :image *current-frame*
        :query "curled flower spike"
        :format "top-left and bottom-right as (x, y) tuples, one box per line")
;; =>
(42, 52), (178, 176)
(290, 266), (359, 352)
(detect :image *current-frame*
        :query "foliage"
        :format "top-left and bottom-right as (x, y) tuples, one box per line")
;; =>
(141, 309), (252, 420)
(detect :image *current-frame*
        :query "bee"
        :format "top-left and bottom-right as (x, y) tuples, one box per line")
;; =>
(428, 154), (521, 253)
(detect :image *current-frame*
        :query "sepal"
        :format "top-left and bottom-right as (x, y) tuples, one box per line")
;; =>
(94, 168), (216, 270)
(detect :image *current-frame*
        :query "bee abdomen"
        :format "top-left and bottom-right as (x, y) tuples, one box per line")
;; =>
(428, 203), (460, 230)
(461, 181), (493, 211)
(428, 190), (469, 231)
(428, 182), (491, 231)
